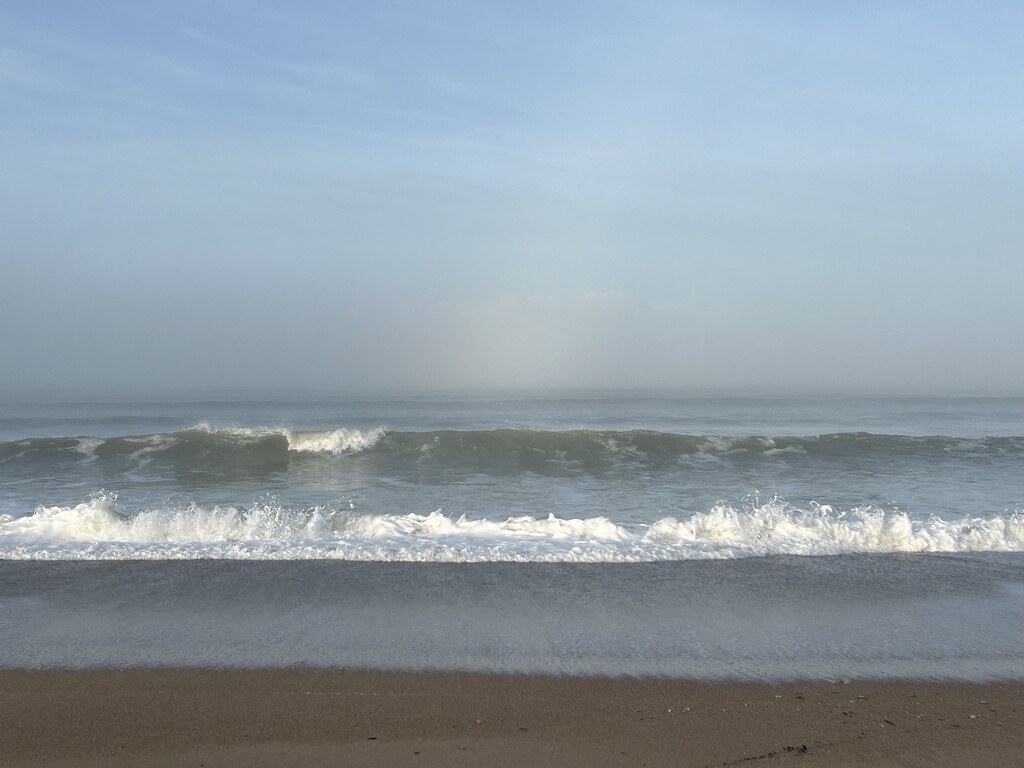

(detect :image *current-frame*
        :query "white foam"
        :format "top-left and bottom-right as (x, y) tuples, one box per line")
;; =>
(1, 496), (1022, 561)
(73, 438), (103, 461)
(284, 427), (385, 454)
(191, 423), (385, 455)
(1, 496), (335, 544)
(645, 503), (1024, 556)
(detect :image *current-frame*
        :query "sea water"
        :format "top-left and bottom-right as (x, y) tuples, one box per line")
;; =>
(1, 394), (1023, 678)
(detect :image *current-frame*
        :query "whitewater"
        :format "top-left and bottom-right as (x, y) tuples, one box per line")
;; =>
(1, 395), (1023, 562)
(2, 495), (1023, 561)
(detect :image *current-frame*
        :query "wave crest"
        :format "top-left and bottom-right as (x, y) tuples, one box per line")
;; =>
(3, 429), (1024, 471)
(283, 427), (385, 454)
(192, 423), (385, 455)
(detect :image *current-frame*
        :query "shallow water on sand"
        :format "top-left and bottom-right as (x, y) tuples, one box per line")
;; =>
(3, 555), (1023, 680)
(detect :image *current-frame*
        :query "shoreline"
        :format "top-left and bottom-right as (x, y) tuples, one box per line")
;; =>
(6, 557), (1024, 680)
(2, 669), (1021, 767)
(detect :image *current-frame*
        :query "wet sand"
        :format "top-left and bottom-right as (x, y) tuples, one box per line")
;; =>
(1, 669), (1021, 767)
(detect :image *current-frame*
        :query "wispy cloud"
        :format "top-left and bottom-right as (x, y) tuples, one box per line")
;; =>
(424, 71), (468, 96)
(177, 25), (251, 57)
(288, 60), (374, 88)
(179, 25), (222, 47)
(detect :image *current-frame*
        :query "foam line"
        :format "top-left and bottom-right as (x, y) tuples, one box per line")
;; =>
(2, 496), (1021, 561)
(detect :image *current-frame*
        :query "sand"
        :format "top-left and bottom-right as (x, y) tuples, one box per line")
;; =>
(1, 669), (1021, 767)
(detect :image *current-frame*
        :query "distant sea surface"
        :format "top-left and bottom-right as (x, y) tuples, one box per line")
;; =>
(3, 394), (1023, 678)
(1, 395), (1022, 561)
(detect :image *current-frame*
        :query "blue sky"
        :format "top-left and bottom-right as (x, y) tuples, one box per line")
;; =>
(2, 1), (1022, 393)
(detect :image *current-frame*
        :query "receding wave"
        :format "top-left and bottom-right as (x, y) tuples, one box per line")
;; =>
(1, 495), (1021, 561)
(2, 427), (1023, 472)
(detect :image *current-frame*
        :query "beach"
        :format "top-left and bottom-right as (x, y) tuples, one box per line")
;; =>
(6, 0), (1024, 757)
(2, 397), (1022, 766)
(3, 558), (1024, 766)
(2, 669), (1022, 767)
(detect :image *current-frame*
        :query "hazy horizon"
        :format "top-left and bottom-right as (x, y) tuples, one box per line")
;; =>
(3, 2), (1022, 397)
(3, 383), (1023, 403)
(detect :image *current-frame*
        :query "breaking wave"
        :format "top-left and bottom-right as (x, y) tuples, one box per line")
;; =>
(1, 495), (1021, 561)
(282, 427), (385, 454)
(0, 424), (387, 466)
(2, 427), (1023, 472)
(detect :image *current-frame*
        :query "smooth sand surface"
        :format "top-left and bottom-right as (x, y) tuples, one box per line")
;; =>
(1, 669), (1021, 767)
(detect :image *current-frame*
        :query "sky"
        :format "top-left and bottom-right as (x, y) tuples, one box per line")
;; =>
(1, 1), (1022, 395)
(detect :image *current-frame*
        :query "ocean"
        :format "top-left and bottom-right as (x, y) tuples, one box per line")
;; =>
(2, 394), (1023, 678)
